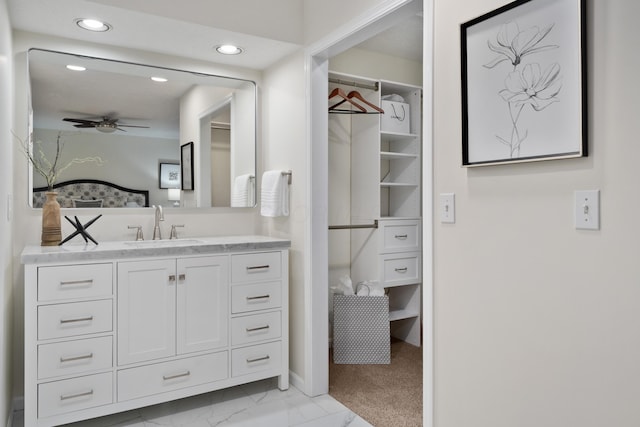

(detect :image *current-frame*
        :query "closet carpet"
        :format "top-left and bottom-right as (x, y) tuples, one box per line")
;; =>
(329, 338), (423, 427)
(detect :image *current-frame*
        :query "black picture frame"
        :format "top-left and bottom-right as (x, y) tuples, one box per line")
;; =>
(461, 0), (587, 166)
(158, 162), (180, 189)
(180, 142), (194, 191)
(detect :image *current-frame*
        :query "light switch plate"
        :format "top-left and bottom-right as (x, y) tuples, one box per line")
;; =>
(575, 190), (599, 230)
(440, 193), (455, 224)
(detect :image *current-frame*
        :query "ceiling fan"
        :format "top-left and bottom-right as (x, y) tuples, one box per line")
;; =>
(63, 116), (150, 133)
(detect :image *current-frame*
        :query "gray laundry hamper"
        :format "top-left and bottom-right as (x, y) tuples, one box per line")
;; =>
(332, 294), (390, 364)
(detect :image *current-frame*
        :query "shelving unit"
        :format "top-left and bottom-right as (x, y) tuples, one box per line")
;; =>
(329, 71), (423, 347)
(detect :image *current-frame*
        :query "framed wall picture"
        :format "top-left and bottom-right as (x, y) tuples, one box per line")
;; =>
(158, 162), (180, 189)
(181, 142), (194, 191)
(461, 0), (587, 166)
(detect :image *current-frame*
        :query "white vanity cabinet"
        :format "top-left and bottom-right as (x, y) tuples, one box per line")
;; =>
(22, 236), (290, 427)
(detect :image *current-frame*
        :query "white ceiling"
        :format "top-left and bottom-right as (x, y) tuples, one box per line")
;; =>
(7, 0), (422, 70)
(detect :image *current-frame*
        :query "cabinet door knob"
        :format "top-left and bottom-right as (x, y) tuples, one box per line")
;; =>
(168, 275), (176, 282)
(178, 274), (186, 281)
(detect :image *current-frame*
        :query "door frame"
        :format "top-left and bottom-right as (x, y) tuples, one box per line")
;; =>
(303, 1), (434, 425)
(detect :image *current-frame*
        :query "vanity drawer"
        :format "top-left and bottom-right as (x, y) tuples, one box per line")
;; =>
(231, 312), (281, 346)
(38, 372), (113, 418)
(117, 351), (228, 401)
(38, 263), (113, 302)
(231, 281), (282, 314)
(38, 300), (113, 340)
(232, 341), (282, 378)
(38, 336), (113, 380)
(380, 252), (421, 286)
(380, 220), (421, 253)
(231, 252), (281, 283)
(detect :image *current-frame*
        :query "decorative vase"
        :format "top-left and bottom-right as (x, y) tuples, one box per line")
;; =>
(41, 191), (62, 246)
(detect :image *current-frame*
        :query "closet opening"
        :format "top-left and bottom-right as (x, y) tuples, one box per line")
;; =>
(326, 10), (424, 427)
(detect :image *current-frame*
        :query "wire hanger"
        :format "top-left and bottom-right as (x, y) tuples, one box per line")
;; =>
(329, 89), (384, 114)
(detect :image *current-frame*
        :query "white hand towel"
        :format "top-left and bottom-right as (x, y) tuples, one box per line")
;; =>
(231, 174), (254, 207)
(260, 170), (289, 217)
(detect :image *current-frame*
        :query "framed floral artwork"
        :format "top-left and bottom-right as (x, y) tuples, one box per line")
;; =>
(158, 162), (180, 189)
(461, 0), (587, 166)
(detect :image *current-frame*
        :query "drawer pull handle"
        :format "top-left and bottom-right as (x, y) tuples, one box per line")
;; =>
(246, 265), (270, 271)
(394, 234), (408, 239)
(246, 325), (270, 332)
(246, 295), (270, 301)
(60, 389), (93, 401)
(169, 275), (176, 282)
(59, 279), (94, 287)
(163, 370), (191, 381)
(60, 315), (94, 324)
(246, 355), (270, 364)
(60, 353), (94, 363)
(395, 267), (408, 273)
(178, 274), (186, 281)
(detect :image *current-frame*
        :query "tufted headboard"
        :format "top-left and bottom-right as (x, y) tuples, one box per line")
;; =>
(33, 179), (150, 208)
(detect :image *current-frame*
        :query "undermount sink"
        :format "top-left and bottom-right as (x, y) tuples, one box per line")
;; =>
(124, 239), (203, 247)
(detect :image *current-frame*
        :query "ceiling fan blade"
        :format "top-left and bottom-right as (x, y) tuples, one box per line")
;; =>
(117, 124), (150, 129)
(63, 118), (99, 125)
(74, 124), (97, 128)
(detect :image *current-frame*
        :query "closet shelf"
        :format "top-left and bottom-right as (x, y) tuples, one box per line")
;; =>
(380, 182), (418, 188)
(380, 131), (419, 139)
(389, 308), (420, 322)
(380, 151), (418, 160)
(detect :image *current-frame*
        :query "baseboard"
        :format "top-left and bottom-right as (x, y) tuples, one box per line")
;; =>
(7, 396), (24, 427)
(289, 370), (304, 393)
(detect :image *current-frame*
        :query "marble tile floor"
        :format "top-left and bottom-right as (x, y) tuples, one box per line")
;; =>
(12, 378), (373, 427)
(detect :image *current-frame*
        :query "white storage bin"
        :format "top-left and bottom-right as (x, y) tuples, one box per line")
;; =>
(381, 100), (411, 134)
(333, 295), (390, 364)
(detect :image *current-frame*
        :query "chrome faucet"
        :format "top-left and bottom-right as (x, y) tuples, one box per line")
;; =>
(152, 205), (164, 240)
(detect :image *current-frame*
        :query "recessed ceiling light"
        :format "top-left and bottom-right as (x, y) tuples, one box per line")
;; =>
(215, 44), (243, 55)
(66, 65), (86, 71)
(151, 77), (168, 82)
(75, 18), (112, 32)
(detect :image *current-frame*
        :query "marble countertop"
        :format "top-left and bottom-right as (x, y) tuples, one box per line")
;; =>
(21, 235), (291, 264)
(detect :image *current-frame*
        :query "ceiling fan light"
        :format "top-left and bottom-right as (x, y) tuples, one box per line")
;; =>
(95, 123), (117, 133)
(76, 18), (112, 32)
(215, 44), (243, 55)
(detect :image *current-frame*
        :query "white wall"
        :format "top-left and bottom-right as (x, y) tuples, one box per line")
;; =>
(261, 50), (307, 382)
(330, 47), (422, 86)
(434, 0), (640, 425)
(0, 0), (14, 421)
(11, 31), (264, 398)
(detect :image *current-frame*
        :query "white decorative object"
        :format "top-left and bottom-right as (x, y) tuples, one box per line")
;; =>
(381, 100), (410, 134)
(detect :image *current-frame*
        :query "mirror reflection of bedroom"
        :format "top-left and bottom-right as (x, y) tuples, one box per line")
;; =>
(327, 9), (424, 427)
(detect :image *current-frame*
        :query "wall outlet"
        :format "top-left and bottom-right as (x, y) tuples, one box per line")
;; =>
(575, 190), (600, 230)
(440, 193), (455, 224)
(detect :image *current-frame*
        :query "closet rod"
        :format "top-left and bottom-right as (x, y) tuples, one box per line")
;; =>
(328, 220), (378, 230)
(329, 77), (379, 92)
